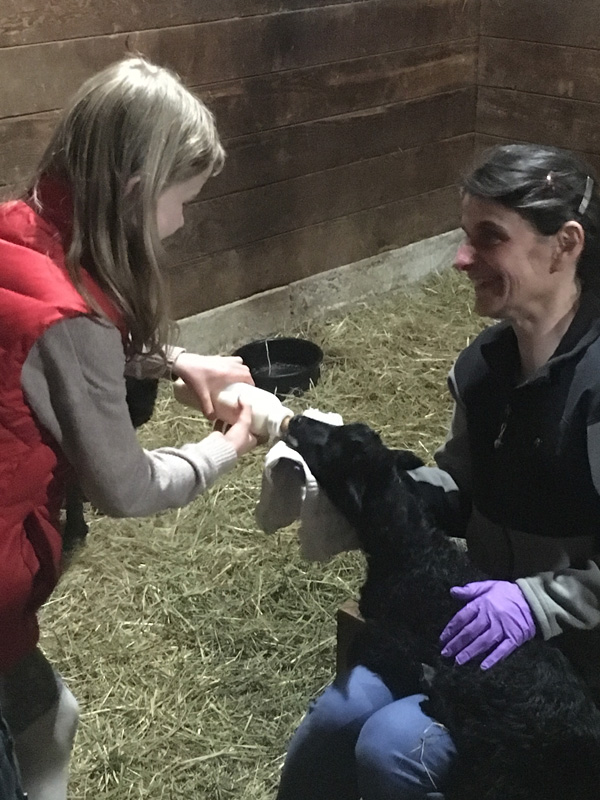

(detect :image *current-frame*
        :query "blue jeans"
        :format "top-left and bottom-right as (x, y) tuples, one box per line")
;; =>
(277, 666), (456, 800)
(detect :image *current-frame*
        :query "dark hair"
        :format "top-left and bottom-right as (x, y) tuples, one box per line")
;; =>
(462, 144), (600, 294)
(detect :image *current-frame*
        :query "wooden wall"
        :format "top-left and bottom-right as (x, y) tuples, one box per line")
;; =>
(0, 0), (478, 318)
(478, 0), (600, 177)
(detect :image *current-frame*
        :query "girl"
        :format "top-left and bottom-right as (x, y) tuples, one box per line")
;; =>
(0, 56), (257, 799)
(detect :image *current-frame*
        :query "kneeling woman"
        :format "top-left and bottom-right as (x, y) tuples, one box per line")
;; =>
(277, 143), (600, 800)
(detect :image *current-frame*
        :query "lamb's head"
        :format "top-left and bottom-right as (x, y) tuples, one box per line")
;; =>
(285, 416), (440, 567)
(285, 416), (396, 522)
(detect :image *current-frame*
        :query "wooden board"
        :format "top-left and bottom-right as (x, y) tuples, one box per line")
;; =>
(0, 0), (480, 319)
(481, 0), (600, 49)
(167, 185), (460, 317)
(479, 38), (600, 104)
(0, 86), (475, 198)
(205, 87), (476, 200)
(336, 600), (364, 677)
(0, 111), (60, 189)
(477, 88), (600, 155)
(3, 0), (479, 49)
(201, 40), (477, 139)
(0, 0), (364, 47)
(170, 135), (473, 260)
(0, 1), (478, 118)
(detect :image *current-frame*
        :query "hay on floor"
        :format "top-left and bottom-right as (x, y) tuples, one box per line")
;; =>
(41, 268), (485, 798)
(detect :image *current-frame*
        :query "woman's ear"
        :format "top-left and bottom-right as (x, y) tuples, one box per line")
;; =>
(550, 221), (584, 274)
(557, 221), (585, 260)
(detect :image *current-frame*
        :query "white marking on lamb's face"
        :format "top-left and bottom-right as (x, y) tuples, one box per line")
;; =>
(286, 434), (299, 449)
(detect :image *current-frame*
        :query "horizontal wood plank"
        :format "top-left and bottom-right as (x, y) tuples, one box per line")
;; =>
(0, 0), (360, 47)
(479, 38), (600, 104)
(477, 87), (600, 155)
(206, 88), (476, 199)
(0, 86), (475, 204)
(167, 185), (460, 317)
(201, 40), (476, 139)
(481, 0), (600, 49)
(169, 135), (473, 260)
(0, 1), (479, 118)
(0, 111), (60, 189)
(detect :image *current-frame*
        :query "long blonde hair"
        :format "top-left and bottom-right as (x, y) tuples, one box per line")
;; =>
(32, 56), (225, 355)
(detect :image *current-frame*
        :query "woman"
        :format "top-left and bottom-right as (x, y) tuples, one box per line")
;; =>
(277, 143), (600, 799)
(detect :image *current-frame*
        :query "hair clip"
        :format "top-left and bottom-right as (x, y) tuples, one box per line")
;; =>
(545, 171), (555, 191)
(578, 175), (594, 215)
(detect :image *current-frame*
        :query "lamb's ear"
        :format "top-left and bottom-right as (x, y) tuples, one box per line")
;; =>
(393, 449), (425, 471)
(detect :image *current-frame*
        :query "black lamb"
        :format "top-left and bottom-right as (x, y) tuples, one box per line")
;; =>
(284, 415), (600, 800)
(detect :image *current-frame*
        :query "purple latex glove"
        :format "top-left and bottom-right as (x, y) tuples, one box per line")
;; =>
(439, 580), (536, 670)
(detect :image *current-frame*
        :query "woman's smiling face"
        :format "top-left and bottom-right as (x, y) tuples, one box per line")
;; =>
(455, 194), (562, 321)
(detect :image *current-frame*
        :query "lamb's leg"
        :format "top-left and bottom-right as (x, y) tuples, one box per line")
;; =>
(124, 376), (159, 428)
(62, 484), (88, 552)
(349, 623), (428, 698)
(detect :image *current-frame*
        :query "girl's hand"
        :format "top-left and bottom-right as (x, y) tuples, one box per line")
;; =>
(171, 353), (253, 419)
(221, 400), (257, 456)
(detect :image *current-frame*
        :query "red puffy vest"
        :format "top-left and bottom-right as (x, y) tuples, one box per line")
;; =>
(0, 191), (126, 671)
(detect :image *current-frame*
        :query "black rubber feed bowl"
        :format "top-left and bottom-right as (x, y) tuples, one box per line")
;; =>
(233, 337), (323, 398)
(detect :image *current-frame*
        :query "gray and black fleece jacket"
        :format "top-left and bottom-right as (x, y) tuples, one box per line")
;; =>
(410, 290), (600, 644)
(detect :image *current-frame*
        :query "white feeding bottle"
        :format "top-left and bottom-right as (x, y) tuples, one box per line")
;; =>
(173, 379), (294, 441)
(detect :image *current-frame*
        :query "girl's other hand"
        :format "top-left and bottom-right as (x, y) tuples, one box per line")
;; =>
(222, 400), (257, 456)
(171, 353), (253, 419)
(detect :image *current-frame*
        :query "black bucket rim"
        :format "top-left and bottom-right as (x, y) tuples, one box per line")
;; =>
(233, 337), (323, 397)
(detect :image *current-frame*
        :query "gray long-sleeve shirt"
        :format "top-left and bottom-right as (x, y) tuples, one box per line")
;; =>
(22, 315), (238, 517)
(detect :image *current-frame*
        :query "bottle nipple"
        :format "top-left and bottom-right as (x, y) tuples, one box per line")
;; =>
(278, 415), (292, 435)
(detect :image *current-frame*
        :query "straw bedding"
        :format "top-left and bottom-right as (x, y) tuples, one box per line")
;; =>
(41, 268), (484, 798)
